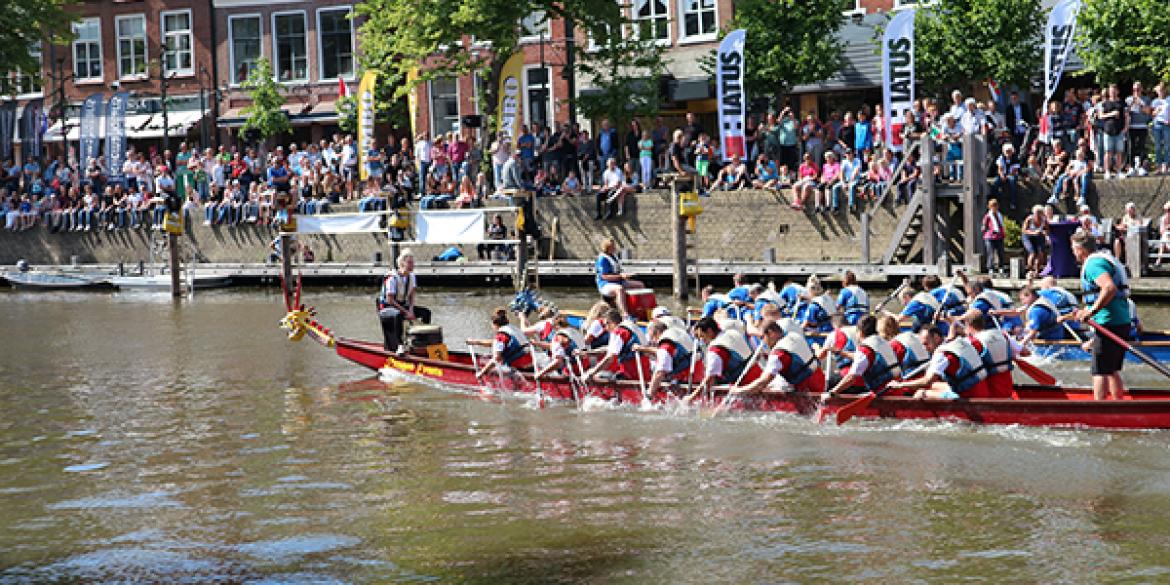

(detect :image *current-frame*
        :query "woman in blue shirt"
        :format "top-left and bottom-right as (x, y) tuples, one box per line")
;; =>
(595, 237), (644, 319)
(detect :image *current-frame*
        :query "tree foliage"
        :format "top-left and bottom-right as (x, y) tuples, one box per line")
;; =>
(241, 59), (291, 141)
(912, 0), (1044, 93)
(356, 0), (624, 126)
(1076, 0), (1170, 84)
(575, 21), (667, 131)
(723, 0), (848, 98)
(1, 0), (76, 96)
(336, 74), (408, 134)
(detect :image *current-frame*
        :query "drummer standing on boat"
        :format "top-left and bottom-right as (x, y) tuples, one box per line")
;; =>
(377, 250), (432, 352)
(595, 237), (644, 319)
(1071, 231), (1131, 400)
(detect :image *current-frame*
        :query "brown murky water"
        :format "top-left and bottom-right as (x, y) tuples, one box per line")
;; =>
(3, 287), (1170, 583)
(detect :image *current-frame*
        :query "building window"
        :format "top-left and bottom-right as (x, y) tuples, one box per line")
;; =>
(9, 42), (42, 96)
(229, 15), (262, 84)
(525, 67), (551, 129)
(429, 77), (459, 135)
(679, 0), (717, 40)
(162, 10), (194, 75)
(273, 12), (308, 82)
(116, 15), (148, 79)
(317, 7), (354, 81)
(520, 11), (549, 42)
(634, 0), (670, 42)
(73, 18), (103, 81)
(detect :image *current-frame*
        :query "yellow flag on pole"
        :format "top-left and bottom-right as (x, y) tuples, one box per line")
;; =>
(496, 53), (524, 149)
(406, 67), (419, 139)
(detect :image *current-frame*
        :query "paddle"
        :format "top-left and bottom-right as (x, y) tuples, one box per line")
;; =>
(709, 342), (767, 415)
(872, 279), (910, 315)
(932, 273), (961, 325)
(987, 315), (1058, 387)
(1088, 321), (1170, 379)
(835, 386), (897, 425)
(529, 343), (545, 409)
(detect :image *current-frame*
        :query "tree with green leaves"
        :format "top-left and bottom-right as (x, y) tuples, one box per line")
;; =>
(356, 0), (623, 131)
(1076, 0), (1170, 84)
(241, 58), (290, 143)
(911, 0), (1044, 94)
(575, 21), (667, 147)
(1, 0), (76, 96)
(336, 75), (408, 135)
(721, 0), (848, 104)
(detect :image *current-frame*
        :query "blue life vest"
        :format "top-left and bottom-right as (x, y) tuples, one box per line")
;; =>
(838, 286), (870, 325)
(930, 286), (966, 316)
(711, 330), (752, 384)
(894, 332), (930, 375)
(859, 335), (900, 390)
(497, 325), (530, 366)
(829, 327), (860, 370)
(614, 324), (641, 364)
(1038, 287), (1079, 315)
(774, 333), (818, 385)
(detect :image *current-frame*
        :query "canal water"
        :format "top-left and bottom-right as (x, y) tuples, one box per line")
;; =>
(3, 287), (1170, 584)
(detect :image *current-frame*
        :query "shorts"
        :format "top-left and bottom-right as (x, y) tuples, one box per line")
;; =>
(599, 282), (624, 297)
(1091, 323), (1130, 376)
(1104, 134), (1125, 153)
(342, 167), (356, 181)
(696, 160), (710, 178)
(1023, 234), (1047, 255)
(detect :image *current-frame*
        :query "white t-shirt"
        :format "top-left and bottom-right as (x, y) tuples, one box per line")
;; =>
(960, 110), (985, 135)
(654, 347), (673, 373)
(763, 352), (784, 376)
(606, 332), (624, 357)
(587, 320), (605, 338)
(925, 351), (952, 380)
(1152, 98), (1170, 125)
(551, 342), (569, 362)
(705, 352), (725, 379)
(603, 168), (624, 189)
(415, 140), (432, 163)
(846, 352), (871, 378)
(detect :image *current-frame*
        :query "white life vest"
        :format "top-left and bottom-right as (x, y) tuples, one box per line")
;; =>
(496, 324), (531, 365)
(660, 326), (696, 353)
(757, 289), (784, 306)
(975, 289), (1013, 311)
(811, 293), (838, 316)
(832, 326), (862, 369)
(776, 317), (800, 337)
(974, 329), (1013, 376)
(1042, 286), (1080, 314)
(655, 315), (689, 331)
(773, 332), (819, 384)
(894, 331), (930, 373)
(712, 329), (753, 358)
(598, 252), (622, 276)
(556, 327), (587, 351)
(1128, 298), (1139, 327)
(1028, 296), (1062, 332)
(938, 337), (988, 393)
(910, 291), (941, 311)
(858, 334), (900, 389)
(842, 285), (870, 312)
(718, 318), (747, 334)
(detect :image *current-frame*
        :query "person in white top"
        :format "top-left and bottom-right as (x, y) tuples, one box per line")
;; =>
(595, 157), (632, 219)
(1157, 201), (1170, 266)
(1113, 201), (1147, 263)
(959, 98), (985, 135)
(1152, 82), (1170, 175)
(414, 132), (433, 181)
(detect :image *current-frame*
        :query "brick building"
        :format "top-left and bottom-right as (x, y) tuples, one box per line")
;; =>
(212, 0), (362, 146)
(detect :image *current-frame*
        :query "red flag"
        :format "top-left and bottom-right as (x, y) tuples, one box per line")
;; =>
(338, 77), (349, 98)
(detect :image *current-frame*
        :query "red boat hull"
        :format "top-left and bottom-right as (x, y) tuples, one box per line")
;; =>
(335, 337), (1170, 430)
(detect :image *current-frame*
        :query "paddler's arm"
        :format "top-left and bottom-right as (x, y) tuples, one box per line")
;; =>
(584, 352), (615, 381)
(645, 369), (668, 396)
(886, 372), (939, 392)
(735, 371), (773, 394)
(534, 355), (564, 379)
(1075, 273), (1118, 322)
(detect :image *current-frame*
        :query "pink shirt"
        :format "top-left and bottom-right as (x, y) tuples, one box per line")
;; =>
(820, 162), (841, 182)
(798, 162), (819, 180)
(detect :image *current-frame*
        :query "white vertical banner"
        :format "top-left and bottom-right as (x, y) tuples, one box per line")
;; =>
(1044, 0), (1081, 105)
(716, 29), (747, 163)
(881, 9), (916, 152)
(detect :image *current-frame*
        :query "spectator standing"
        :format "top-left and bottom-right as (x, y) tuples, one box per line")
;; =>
(638, 130), (655, 189)
(414, 133), (433, 185)
(1153, 82), (1170, 175)
(577, 130), (596, 190)
(597, 120), (618, 166)
(490, 134), (511, 191)
(1005, 91), (1033, 151)
(683, 112), (704, 145)
(854, 111), (873, 156)
(1100, 84), (1126, 179)
(744, 115), (758, 161)
(624, 120), (642, 166)
(959, 98), (985, 135)
(982, 199), (1007, 274)
(1127, 82), (1152, 172)
(993, 144), (1020, 210)
(1156, 201), (1170, 265)
(777, 108), (800, 170)
(517, 126), (536, 173)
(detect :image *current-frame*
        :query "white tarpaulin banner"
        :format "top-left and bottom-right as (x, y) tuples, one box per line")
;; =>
(881, 8), (915, 152)
(415, 210), (485, 244)
(295, 213), (383, 234)
(1044, 0), (1081, 104)
(716, 28), (747, 163)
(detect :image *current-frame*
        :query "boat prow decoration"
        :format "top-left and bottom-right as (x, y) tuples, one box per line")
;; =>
(278, 273), (335, 348)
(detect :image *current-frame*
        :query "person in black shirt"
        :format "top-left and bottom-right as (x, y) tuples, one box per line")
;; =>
(683, 112), (704, 144)
(1100, 84), (1126, 178)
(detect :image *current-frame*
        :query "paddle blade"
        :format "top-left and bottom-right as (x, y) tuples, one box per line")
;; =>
(1015, 358), (1056, 386)
(836, 392), (877, 425)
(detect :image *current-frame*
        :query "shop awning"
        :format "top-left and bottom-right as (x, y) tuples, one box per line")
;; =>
(217, 101), (339, 129)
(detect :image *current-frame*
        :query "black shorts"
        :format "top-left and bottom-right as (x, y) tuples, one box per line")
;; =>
(1091, 323), (1131, 376)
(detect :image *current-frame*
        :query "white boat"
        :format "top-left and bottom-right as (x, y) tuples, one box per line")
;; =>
(109, 273), (232, 291)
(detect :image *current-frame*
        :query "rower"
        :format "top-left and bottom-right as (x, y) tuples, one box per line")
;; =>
(476, 308), (534, 383)
(734, 321), (825, 395)
(582, 300), (613, 349)
(955, 275), (1017, 330)
(746, 302), (783, 339)
(650, 306), (689, 331)
(886, 325), (989, 400)
(818, 314), (860, 385)
(880, 315), (931, 378)
(699, 285), (731, 318)
(689, 316), (762, 398)
(1035, 276), (1080, 316)
(534, 320), (589, 379)
(825, 315), (901, 397)
(1071, 231), (1132, 401)
(644, 320), (699, 397)
(595, 237), (645, 319)
(967, 314), (1029, 399)
(929, 273), (968, 321)
(898, 280), (942, 331)
(796, 275), (837, 333)
(584, 308), (649, 382)
(836, 270), (870, 325)
(376, 250), (432, 352)
(518, 305), (560, 343)
(727, 273), (750, 304)
(1012, 286), (1067, 346)
(748, 283), (784, 326)
(776, 279), (807, 317)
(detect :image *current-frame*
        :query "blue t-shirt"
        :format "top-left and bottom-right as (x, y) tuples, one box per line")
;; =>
(1038, 288), (1078, 315)
(1082, 256), (1131, 326)
(901, 299), (936, 329)
(702, 297), (728, 318)
(727, 286), (751, 304)
(1026, 303), (1064, 340)
(595, 254), (620, 292)
(267, 166), (289, 186)
(854, 121), (873, 152)
(598, 128), (617, 157)
(930, 287), (966, 316)
(797, 303), (833, 333)
(518, 134), (536, 160)
(778, 284), (805, 315)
